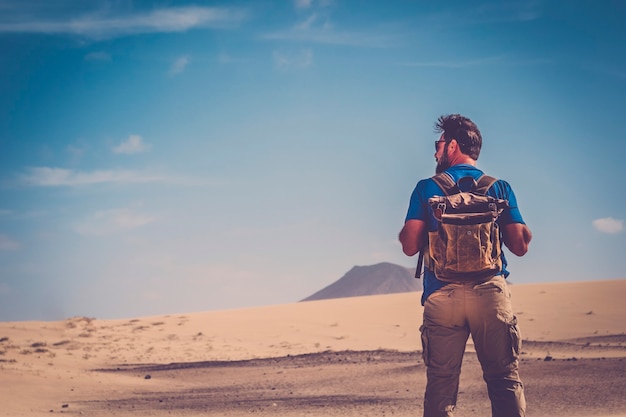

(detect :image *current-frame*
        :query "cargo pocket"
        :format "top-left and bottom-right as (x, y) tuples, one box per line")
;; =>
(507, 316), (522, 362)
(420, 324), (431, 366)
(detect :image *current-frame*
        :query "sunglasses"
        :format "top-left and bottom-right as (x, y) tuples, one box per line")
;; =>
(435, 139), (447, 151)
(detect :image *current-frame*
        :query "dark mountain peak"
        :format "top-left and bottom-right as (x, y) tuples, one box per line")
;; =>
(301, 262), (421, 302)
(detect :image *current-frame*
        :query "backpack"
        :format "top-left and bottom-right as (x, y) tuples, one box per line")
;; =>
(416, 173), (509, 282)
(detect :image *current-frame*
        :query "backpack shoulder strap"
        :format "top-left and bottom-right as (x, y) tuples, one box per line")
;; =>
(431, 172), (458, 196)
(473, 175), (498, 195)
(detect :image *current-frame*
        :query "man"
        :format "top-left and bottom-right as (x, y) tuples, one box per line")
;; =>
(399, 114), (532, 417)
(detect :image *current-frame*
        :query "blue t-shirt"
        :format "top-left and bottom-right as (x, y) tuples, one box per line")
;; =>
(404, 164), (526, 305)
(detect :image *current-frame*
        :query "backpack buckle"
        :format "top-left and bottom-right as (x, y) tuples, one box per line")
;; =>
(435, 202), (446, 220)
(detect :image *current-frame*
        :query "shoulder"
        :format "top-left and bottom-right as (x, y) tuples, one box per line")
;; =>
(488, 178), (515, 199)
(487, 178), (525, 224)
(405, 177), (442, 222)
(415, 176), (444, 198)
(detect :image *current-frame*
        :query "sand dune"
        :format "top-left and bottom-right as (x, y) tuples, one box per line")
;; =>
(1, 279), (625, 416)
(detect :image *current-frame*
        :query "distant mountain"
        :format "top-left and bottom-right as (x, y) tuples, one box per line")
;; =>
(301, 262), (422, 302)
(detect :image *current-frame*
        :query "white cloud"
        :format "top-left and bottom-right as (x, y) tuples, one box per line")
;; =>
(113, 135), (151, 154)
(273, 49), (313, 70)
(19, 167), (168, 186)
(169, 55), (189, 75)
(0, 234), (20, 251)
(74, 207), (157, 236)
(592, 217), (624, 234)
(0, 6), (247, 39)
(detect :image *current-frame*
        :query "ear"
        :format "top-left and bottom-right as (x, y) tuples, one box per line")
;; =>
(447, 139), (458, 153)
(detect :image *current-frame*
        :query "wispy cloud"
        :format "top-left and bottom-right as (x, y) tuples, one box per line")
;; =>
(296, 13), (318, 30)
(16, 166), (218, 187)
(18, 167), (169, 187)
(74, 207), (157, 236)
(471, 1), (542, 23)
(421, 1), (543, 28)
(0, 6), (247, 39)
(592, 217), (624, 234)
(294, 0), (313, 9)
(399, 55), (553, 69)
(262, 27), (400, 48)
(264, 0), (397, 48)
(113, 135), (151, 154)
(293, 0), (334, 10)
(273, 49), (313, 70)
(0, 234), (20, 251)
(400, 56), (505, 69)
(0, 208), (46, 220)
(169, 55), (190, 75)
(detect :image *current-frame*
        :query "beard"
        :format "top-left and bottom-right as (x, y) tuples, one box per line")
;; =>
(435, 149), (451, 174)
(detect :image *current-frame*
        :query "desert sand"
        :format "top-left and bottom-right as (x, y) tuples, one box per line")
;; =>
(1, 279), (625, 417)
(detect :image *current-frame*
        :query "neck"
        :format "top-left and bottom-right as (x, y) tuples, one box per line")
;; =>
(449, 154), (476, 167)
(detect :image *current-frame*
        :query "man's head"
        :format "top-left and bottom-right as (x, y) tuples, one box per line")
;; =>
(433, 114), (482, 173)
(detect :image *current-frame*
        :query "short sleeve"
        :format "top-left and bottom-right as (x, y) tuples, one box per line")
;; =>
(404, 179), (430, 222)
(489, 179), (525, 225)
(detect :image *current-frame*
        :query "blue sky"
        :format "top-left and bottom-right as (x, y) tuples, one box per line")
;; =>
(1, 0), (625, 321)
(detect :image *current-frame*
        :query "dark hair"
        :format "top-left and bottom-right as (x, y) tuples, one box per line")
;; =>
(434, 114), (482, 160)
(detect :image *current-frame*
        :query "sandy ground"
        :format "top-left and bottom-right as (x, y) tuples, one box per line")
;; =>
(1, 279), (625, 416)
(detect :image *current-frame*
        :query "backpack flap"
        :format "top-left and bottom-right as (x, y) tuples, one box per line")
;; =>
(431, 193), (508, 222)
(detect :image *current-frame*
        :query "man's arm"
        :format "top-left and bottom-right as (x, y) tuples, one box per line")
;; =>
(501, 223), (532, 256)
(399, 219), (427, 257)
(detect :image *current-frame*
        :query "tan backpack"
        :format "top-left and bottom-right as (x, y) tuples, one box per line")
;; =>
(417, 173), (509, 282)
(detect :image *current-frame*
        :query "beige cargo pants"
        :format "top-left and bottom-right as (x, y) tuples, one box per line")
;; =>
(420, 275), (526, 417)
